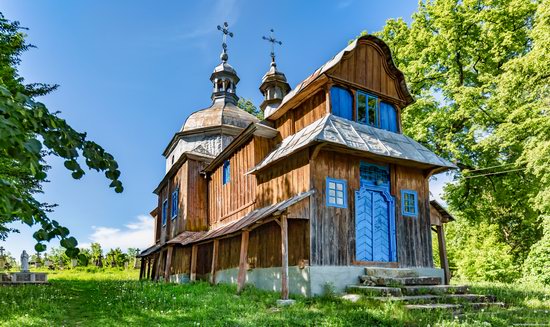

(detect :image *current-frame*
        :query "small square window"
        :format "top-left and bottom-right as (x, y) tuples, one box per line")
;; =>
(401, 190), (418, 217)
(326, 178), (347, 208)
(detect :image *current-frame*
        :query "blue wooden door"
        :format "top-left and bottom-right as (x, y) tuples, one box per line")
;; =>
(355, 187), (397, 262)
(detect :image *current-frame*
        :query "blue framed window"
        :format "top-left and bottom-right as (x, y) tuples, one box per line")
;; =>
(171, 188), (179, 219)
(357, 91), (378, 127)
(401, 190), (418, 217)
(161, 199), (168, 226)
(330, 86), (353, 120)
(326, 178), (347, 208)
(222, 160), (230, 185)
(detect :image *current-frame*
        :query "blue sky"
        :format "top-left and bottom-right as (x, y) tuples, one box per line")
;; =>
(0, 0), (450, 259)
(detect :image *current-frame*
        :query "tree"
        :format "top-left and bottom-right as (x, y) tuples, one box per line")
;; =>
(90, 243), (103, 267)
(0, 13), (123, 258)
(105, 247), (127, 268)
(375, 0), (547, 268)
(522, 216), (550, 285)
(238, 97), (263, 119)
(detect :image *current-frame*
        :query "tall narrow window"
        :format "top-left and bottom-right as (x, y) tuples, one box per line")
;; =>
(171, 188), (179, 219)
(330, 86), (353, 120)
(326, 178), (347, 208)
(223, 160), (230, 185)
(162, 199), (168, 226)
(356, 91), (379, 127)
(401, 190), (418, 217)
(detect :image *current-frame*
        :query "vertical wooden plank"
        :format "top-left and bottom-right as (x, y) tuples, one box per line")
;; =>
(146, 258), (152, 279)
(164, 245), (173, 282)
(155, 251), (163, 281)
(237, 230), (250, 293)
(139, 258), (145, 280)
(281, 215), (289, 300)
(190, 244), (198, 282)
(210, 239), (219, 284)
(437, 225), (451, 285)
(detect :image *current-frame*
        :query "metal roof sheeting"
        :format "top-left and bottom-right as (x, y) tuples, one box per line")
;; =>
(249, 115), (457, 173)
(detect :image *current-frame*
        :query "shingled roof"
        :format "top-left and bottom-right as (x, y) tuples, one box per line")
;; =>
(248, 114), (456, 174)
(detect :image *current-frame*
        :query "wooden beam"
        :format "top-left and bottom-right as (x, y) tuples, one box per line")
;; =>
(139, 258), (145, 280)
(190, 244), (198, 282)
(164, 246), (174, 282)
(237, 230), (250, 293)
(280, 214), (289, 300)
(210, 239), (219, 285)
(155, 251), (163, 281)
(146, 258), (152, 279)
(437, 225), (451, 285)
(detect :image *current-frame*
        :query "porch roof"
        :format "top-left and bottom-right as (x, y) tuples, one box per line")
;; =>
(137, 244), (162, 258)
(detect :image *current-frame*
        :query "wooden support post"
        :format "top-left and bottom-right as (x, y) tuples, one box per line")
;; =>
(190, 244), (198, 282)
(139, 258), (145, 280)
(437, 225), (451, 285)
(210, 239), (219, 285)
(146, 258), (152, 279)
(280, 215), (289, 300)
(237, 230), (249, 293)
(155, 252), (163, 281)
(164, 246), (174, 282)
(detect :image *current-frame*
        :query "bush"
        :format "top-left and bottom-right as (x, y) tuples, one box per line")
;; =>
(447, 221), (520, 283)
(522, 216), (550, 285)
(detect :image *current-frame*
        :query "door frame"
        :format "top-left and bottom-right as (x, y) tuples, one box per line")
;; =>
(354, 184), (398, 264)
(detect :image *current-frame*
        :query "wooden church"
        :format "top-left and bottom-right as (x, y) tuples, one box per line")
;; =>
(138, 27), (456, 297)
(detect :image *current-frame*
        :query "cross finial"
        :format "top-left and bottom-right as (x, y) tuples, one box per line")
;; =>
(217, 22), (234, 62)
(0, 246), (4, 257)
(262, 29), (282, 67)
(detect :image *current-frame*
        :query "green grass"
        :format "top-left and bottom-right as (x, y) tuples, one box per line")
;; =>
(0, 269), (549, 326)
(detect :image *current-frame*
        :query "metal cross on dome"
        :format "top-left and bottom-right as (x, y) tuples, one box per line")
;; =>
(217, 22), (234, 52)
(262, 29), (282, 65)
(0, 246), (4, 257)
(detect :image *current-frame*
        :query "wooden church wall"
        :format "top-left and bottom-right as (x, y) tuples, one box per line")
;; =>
(393, 165), (433, 268)
(171, 246), (192, 275)
(185, 159), (208, 231)
(275, 90), (327, 139)
(329, 40), (403, 104)
(309, 150), (360, 266)
(256, 150), (310, 208)
(309, 150), (433, 267)
(208, 139), (257, 228)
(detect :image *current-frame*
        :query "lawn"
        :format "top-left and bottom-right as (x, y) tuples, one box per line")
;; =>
(0, 269), (549, 326)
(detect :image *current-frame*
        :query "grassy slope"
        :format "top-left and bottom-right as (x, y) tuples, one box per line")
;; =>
(0, 269), (548, 326)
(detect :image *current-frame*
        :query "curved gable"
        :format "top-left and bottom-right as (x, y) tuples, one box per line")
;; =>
(327, 35), (413, 106)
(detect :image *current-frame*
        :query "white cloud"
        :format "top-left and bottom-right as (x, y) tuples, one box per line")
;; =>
(337, 0), (353, 9)
(81, 215), (155, 251)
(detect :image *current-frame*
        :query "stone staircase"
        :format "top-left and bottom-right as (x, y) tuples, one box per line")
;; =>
(343, 268), (505, 312)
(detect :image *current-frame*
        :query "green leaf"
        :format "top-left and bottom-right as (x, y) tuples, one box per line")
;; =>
(34, 243), (46, 252)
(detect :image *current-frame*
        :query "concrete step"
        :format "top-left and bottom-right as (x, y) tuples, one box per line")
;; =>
(400, 285), (469, 295)
(364, 267), (418, 278)
(360, 275), (442, 286)
(346, 285), (402, 297)
(373, 293), (496, 304)
(466, 302), (506, 310)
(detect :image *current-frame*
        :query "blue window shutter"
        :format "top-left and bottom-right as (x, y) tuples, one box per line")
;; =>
(331, 87), (340, 116)
(380, 102), (397, 132)
(331, 86), (353, 120)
